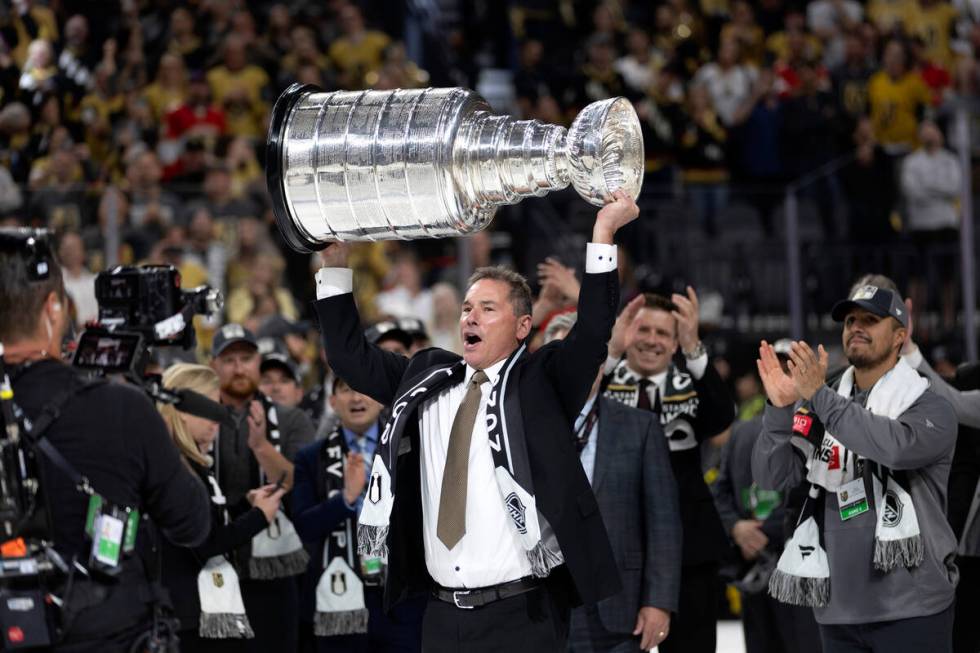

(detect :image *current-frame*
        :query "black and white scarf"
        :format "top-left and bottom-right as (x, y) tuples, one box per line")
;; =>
(314, 424), (369, 637)
(198, 473), (254, 639)
(769, 358), (928, 607)
(358, 345), (565, 578)
(249, 394), (310, 579)
(604, 359), (700, 452)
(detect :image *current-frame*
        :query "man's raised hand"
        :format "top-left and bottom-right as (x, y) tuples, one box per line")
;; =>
(593, 189), (640, 244)
(319, 241), (351, 269)
(609, 294), (645, 360)
(757, 341), (799, 408)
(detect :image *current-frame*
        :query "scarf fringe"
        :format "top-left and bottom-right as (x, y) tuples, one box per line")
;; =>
(248, 548), (310, 580)
(874, 534), (924, 572)
(526, 541), (564, 578)
(314, 608), (370, 637)
(768, 568), (830, 608)
(199, 612), (255, 639)
(357, 523), (389, 559)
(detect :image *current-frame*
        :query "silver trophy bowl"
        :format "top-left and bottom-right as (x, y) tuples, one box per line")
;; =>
(267, 84), (643, 251)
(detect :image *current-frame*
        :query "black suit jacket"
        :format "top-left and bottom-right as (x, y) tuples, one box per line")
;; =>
(588, 397), (682, 634)
(313, 269), (622, 610)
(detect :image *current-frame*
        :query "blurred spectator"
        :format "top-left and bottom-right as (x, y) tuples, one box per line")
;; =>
(328, 4), (391, 90)
(8, 0), (59, 69)
(720, 1), (766, 65)
(78, 61), (124, 167)
(0, 101), (32, 183)
(263, 4), (295, 60)
(364, 320), (412, 357)
(914, 0), (958, 69)
(226, 252), (300, 327)
(259, 353), (304, 408)
(164, 71), (226, 145)
(279, 25), (331, 88)
(911, 35), (953, 106)
(840, 117), (899, 266)
(615, 28), (662, 96)
(901, 120), (961, 331)
(694, 36), (758, 126)
(429, 282), (463, 355)
(868, 39), (932, 155)
(830, 31), (876, 148)
(185, 206), (227, 294)
(58, 15), (97, 96)
(201, 163), (261, 222)
(374, 248), (434, 328)
(396, 316), (432, 356)
(58, 230), (98, 327)
(568, 32), (632, 110)
(143, 53), (187, 121)
(678, 84), (729, 236)
(124, 149), (181, 231)
(806, 0), (862, 68)
(867, 0), (917, 34)
(18, 39), (64, 106)
(164, 6), (206, 73)
(206, 34), (269, 139)
(766, 9), (822, 66)
(731, 68), (784, 233)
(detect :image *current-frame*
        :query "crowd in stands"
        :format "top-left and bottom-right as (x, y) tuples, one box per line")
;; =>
(0, 0), (975, 429)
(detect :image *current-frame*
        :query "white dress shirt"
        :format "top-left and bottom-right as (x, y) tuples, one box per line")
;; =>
(315, 242), (619, 588)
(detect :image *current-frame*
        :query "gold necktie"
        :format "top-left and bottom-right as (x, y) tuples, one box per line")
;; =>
(436, 369), (488, 550)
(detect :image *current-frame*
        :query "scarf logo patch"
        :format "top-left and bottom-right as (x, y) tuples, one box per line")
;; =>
(505, 492), (527, 534)
(331, 571), (347, 595)
(368, 472), (383, 504)
(212, 571), (224, 588)
(799, 544), (815, 559)
(793, 414), (813, 437)
(882, 490), (903, 527)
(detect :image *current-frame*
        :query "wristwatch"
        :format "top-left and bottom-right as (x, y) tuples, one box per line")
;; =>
(683, 341), (706, 360)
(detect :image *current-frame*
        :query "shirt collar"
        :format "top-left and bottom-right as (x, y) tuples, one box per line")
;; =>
(624, 363), (669, 389)
(465, 356), (508, 386)
(341, 421), (379, 445)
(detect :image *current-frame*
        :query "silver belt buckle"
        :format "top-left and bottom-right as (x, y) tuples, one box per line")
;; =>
(453, 590), (474, 609)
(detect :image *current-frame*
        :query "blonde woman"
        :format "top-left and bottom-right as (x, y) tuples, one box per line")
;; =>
(158, 363), (284, 653)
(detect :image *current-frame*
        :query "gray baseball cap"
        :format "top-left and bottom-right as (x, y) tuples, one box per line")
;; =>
(211, 323), (258, 357)
(831, 285), (908, 328)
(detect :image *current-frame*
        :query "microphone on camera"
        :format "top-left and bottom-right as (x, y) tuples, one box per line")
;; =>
(174, 389), (233, 428)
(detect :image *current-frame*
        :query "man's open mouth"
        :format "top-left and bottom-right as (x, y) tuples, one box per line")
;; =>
(464, 334), (482, 347)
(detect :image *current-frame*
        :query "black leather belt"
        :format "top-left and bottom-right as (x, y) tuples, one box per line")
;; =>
(432, 576), (543, 609)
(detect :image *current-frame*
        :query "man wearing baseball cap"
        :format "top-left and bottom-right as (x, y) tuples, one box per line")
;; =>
(751, 285), (959, 653)
(210, 323), (316, 653)
(260, 352), (304, 409)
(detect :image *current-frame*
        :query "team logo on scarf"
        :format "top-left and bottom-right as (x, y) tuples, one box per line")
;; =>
(212, 571), (224, 588)
(506, 492), (527, 534)
(331, 571), (347, 596)
(368, 472), (382, 505)
(882, 490), (902, 527)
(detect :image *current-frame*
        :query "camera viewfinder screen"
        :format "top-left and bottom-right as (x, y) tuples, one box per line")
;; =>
(72, 331), (142, 374)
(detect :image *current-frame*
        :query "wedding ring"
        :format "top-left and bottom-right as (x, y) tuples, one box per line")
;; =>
(658, 631), (666, 637)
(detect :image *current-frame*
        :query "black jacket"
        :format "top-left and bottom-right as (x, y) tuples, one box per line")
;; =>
(160, 461), (268, 631)
(10, 360), (210, 645)
(314, 269), (622, 610)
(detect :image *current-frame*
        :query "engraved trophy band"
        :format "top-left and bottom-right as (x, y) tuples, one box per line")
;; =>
(266, 83), (644, 251)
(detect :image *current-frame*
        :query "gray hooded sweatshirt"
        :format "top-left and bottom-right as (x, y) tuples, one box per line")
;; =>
(752, 380), (959, 625)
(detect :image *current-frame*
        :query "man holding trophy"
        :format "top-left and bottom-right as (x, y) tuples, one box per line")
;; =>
(266, 83), (645, 651)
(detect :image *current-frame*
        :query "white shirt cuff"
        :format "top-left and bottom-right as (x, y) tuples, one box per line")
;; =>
(315, 267), (353, 300)
(686, 353), (709, 380)
(902, 344), (924, 370)
(585, 243), (617, 274)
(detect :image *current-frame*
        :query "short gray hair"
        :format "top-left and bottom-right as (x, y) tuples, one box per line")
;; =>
(466, 266), (532, 317)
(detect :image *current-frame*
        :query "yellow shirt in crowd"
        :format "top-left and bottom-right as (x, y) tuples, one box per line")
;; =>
(206, 65), (270, 138)
(913, 3), (958, 68)
(868, 70), (932, 151)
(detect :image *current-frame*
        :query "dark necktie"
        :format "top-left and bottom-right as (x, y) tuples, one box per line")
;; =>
(575, 401), (600, 453)
(637, 379), (662, 414)
(437, 370), (488, 550)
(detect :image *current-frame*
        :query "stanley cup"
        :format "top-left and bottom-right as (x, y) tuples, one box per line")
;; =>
(267, 83), (644, 251)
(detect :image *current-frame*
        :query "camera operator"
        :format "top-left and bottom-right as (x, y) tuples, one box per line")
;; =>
(0, 227), (211, 651)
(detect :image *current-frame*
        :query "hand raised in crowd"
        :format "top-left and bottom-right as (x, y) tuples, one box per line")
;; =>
(608, 294), (645, 360)
(593, 189), (640, 244)
(246, 399), (268, 452)
(343, 452), (368, 505)
(786, 341), (829, 400)
(320, 241), (352, 269)
(537, 257), (580, 304)
(247, 483), (287, 523)
(757, 340), (800, 408)
(671, 286), (700, 353)
(732, 519), (769, 560)
(634, 606), (671, 650)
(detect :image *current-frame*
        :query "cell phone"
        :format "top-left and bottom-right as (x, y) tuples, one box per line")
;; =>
(266, 472), (287, 496)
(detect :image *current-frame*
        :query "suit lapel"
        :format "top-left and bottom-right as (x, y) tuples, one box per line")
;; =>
(592, 398), (620, 495)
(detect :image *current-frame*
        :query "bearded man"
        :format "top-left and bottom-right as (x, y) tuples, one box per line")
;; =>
(210, 322), (316, 653)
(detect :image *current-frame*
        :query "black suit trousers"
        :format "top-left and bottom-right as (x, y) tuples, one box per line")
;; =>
(657, 562), (719, 653)
(421, 583), (570, 653)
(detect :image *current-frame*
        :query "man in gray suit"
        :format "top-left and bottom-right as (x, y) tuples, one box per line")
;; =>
(546, 313), (682, 652)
